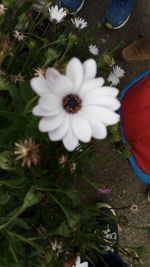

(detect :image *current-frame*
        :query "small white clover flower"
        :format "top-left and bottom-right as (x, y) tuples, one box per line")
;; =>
(107, 72), (120, 86)
(0, 4), (7, 16)
(13, 30), (25, 41)
(112, 65), (125, 78)
(71, 17), (88, 29)
(48, 5), (67, 23)
(89, 44), (99, 56)
(72, 256), (88, 267)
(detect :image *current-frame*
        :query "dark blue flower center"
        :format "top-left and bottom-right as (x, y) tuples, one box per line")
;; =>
(63, 94), (82, 113)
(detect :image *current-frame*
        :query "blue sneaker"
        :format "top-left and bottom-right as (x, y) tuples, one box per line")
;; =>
(60, 0), (85, 14)
(105, 0), (136, 29)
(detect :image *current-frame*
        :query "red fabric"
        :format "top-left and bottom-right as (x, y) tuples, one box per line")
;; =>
(121, 73), (150, 174)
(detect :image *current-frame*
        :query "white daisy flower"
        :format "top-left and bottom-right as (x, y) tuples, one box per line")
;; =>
(72, 256), (88, 267)
(0, 4), (7, 16)
(112, 65), (125, 78)
(48, 5), (67, 23)
(89, 44), (99, 56)
(107, 72), (120, 86)
(71, 17), (88, 29)
(31, 57), (120, 151)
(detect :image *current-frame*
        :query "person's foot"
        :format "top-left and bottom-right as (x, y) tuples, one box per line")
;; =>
(122, 38), (150, 63)
(105, 0), (136, 29)
(60, 0), (85, 14)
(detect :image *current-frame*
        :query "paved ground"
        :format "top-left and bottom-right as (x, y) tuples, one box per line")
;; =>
(79, 0), (150, 266)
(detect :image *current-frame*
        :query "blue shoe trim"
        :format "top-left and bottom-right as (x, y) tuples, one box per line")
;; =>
(119, 68), (150, 183)
(105, 0), (136, 29)
(60, 0), (85, 14)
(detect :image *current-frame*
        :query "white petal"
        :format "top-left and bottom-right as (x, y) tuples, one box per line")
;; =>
(39, 112), (65, 132)
(32, 105), (61, 117)
(72, 115), (91, 142)
(48, 115), (70, 141)
(83, 58), (97, 81)
(46, 68), (73, 97)
(80, 263), (88, 267)
(83, 106), (120, 126)
(45, 68), (60, 89)
(84, 93), (120, 111)
(98, 86), (119, 97)
(63, 129), (79, 151)
(81, 111), (107, 139)
(66, 58), (84, 92)
(39, 94), (61, 110)
(79, 78), (105, 97)
(30, 77), (49, 96)
(75, 256), (81, 265)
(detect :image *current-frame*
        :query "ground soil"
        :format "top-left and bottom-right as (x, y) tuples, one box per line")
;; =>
(79, 1), (150, 266)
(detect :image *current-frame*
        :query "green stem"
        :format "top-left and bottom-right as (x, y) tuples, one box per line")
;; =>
(0, 207), (24, 230)
(49, 193), (68, 218)
(7, 231), (42, 251)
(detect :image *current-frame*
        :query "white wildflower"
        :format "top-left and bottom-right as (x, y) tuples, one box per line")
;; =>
(50, 240), (63, 256)
(48, 5), (67, 23)
(89, 44), (99, 56)
(13, 30), (25, 41)
(11, 73), (25, 83)
(71, 17), (88, 29)
(70, 161), (77, 173)
(107, 72), (120, 86)
(0, 4), (7, 16)
(31, 57), (120, 151)
(58, 154), (68, 164)
(112, 65), (125, 78)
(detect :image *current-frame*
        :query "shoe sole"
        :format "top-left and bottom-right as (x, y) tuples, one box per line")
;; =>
(105, 14), (131, 30)
(59, 0), (85, 15)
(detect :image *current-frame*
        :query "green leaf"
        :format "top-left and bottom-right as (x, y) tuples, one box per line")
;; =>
(23, 96), (38, 114)
(19, 82), (34, 103)
(22, 187), (41, 210)
(13, 218), (31, 230)
(0, 177), (27, 188)
(51, 221), (71, 237)
(0, 76), (11, 90)
(0, 151), (13, 170)
(0, 192), (11, 205)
